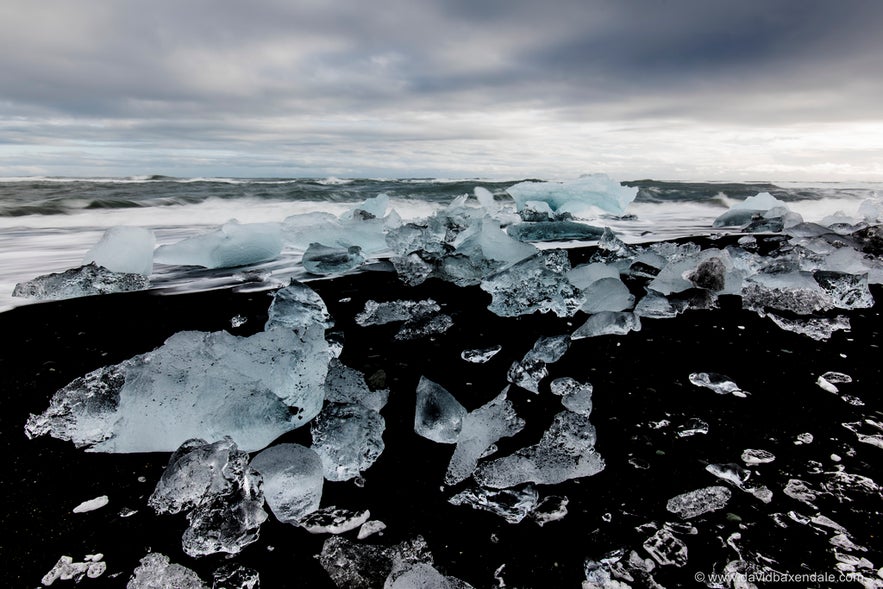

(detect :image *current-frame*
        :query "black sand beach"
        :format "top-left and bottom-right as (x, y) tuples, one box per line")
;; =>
(1, 238), (881, 588)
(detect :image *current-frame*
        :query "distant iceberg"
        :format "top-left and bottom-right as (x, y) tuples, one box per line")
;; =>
(506, 174), (637, 217)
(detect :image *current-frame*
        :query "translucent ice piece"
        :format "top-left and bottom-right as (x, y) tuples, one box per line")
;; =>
(688, 372), (747, 397)
(461, 345), (502, 364)
(766, 312), (850, 341)
(250, 443), (323, 524)
(303, 243), (365, 276)
(414, 377), (467, 444)
(265, 281), (333, 332)
(127, 553), (207, 589)
(448, 484), (540, 523)
(83, 226), (155, 275)
(355, 299), (440, 326)
(666, 486), (732, 519)
(643, 527), (688, 567)
(480, 250), (585, 318)
(549, 377), (593, 417)
(301, 506), (370, 534)
(507, 221), (605, 243)
(155, 221), (283, 269)
(579, 277), (635, 314)
(507, 335), (570, 393)
(385, 562), (475, 589)
(507, 174), (638, 217)
(741, 449), (776, 465)
(324, 359), (389, 412)
(13, 263), (150, 300)
(311, 402), (385, 481)
(571, 311), (641, 340)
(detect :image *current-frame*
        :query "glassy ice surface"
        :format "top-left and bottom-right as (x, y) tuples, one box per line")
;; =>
(83, 226), (155, 275)
(448, 484), (540, 523)
(445, 389), (525, 485)
(155, 221), (283, 269)
(310, 402), (386, 481)
(507, 174), (638, 217)
(212, 564), (261, 589)
(249, 443), (323, 525)
(324, 358), (389, 413)
(578, 277), (635, 314)
(475, 410), (604, 488)
(688, 372), (747, 397)
(414, 377), (467, 444)
(265, 281), (333, 331)
(666, 486), (732, 519)
(25, 325), (332, 452)
(303, 243), (365, 276)
(127, 553), (207, 589)
(13, 263), (150, 300)
(481, 250), (585, 317)
(394, 313), (454, 341)
(571, 311), (641, 340)
(507, 335), (570, 393)
(300, 507), (371, 534)
(318, 535), (433, 589)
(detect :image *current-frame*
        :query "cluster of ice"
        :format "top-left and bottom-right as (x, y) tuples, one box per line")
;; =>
(550, 378), (594, 416)
(25, 283), (334, 452)
(249, 443), (323, 524)
(155, 221), (283, 269)
(84, 226), (156, 275)
(13, 263), (150, 300)
(507, 174), (638, 218)
(507, 335), (570, 393)
(148, 438), (267, 557)
(481, 249), (585, 317)
(127, 553), (258, 589)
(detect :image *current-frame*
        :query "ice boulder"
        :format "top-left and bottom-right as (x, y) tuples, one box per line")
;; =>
(507, 174), (637, 217)
(83, 226), (155, 275)
(13, 263), (150, 300)
(414, 377), (467, 444)
(250, 443), (324, 524)
(480, 250), (585, 318)
(155, 221), (283, 269)
(713, 192), (790, 227)
(25, 325), (332, 453)
(265, 281), (333, 332)
(303, 243), (365, 276)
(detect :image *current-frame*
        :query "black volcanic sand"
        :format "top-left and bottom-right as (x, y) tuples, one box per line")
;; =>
(1, 239), (881, 588)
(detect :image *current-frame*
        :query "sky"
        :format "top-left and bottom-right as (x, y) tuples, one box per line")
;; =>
(1, 0), (883, 181)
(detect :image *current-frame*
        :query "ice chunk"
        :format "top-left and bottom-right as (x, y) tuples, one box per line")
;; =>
(766, 312), (851, 340)
(385, 562), (475, 589)
(394, 313), (454, 341)
(474, 186), (497, 211)
(301, 506), (370, 534)
(741, 449), (776, 465)
(358, 520), (387, 539)
(480, 249), (585, 317)
(318, 535), (433, 589)
(643, 527), (688, 567)
(742, 271), (833, 315)
(634, 291), (680, 319)
(448, 484), (540, 523)
(706, 463), (772, 503)
(13, 263), (150, 300)
(265, 281), (333, 332)
(342, 193), (390, 220)
(713, 192), (789, 229)
(666, 486), (732, 519)
(356, 299), (440, 326)
(688, 372), (748, 397)
(84, 226), (155, 275)
(507, 335), (570, 393)
(475, 410), (604, 488)
(72, 495), (109, 513)
(324, 359), (389, 412)
(155, 221), (283, 269)
(212, 564), (260, 589)
(250, 443), (323, 524)
(507, 221), (605, 242)
(531, 495), (569, 526)
(676, 418), (709, 438)
(571, 311), (641, 339)
(842, 421), (883, 449)
(26, 326), (331, 453)
(42, 555), (106, 585)
(303, 243), (365, 276)
(127, 553), (207, 589)
(414, 377), (467, 444)
(518, 200), (557, 221)
(812, 271), (874, 310)
(311, 402), (385, 482)
(507, 174), (638, 217)
(445, 388), (525, 485)
(460, 344), (502, 364)
(550, 377), (593, 416)
(579, 277), (635, 313)
(566, 262), (620, 289)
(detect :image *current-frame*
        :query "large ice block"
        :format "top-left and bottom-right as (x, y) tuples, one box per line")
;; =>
(83, 226), (155, 276)
(155, 221), (283, 269)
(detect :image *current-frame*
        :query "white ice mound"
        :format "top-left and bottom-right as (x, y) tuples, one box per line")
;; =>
(154, 221), (283, 269)
(83, 226), (156, 275)
(506, 174), (637, 217)
(25, 323), (332, 453)
(250, 443), (324, 524)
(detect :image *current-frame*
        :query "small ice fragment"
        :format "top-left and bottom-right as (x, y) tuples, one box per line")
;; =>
(530, 495), (569, 526)
(461, 345), (502, 364)
(13, 263), (150, 301)
(480, 250), (585, 318)
(414, 377), (467, 444)
(230, 315), (247, 328)
(386, 562), (476, 589)
(816, 375), (840, 394)
(676, 418), (709, 438)
(357, 520), (387, 540)
(507, 335), (570, 393)
(119, 507), (138, 518)
(822, 371), (853, 384)
(300, 507), (370, 534)
(84, 226), (155, 275)
(549, 377), (593, 416)
(766, 313), (851, 341)
(72, 495), (109, 513)
(688, 372), (747, 397)
(666, 486), (732, 519)
(249, 443), (324, 524)
(394, 313), (454, 341)
(127, 552), (207, 589)
(448, 485), (540, 524)
(212, 564), (261, 589)
(571, 311), (641, 340)
(303, 243), (365, 276)
(643, 527), (688, 567)
(741, 449), (776, 465)
(796, 432), (814, 445)
(265, 281), (333, 331)
(784, 479), (819, 506)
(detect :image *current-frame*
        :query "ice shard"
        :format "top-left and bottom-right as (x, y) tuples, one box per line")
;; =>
(445, 389), (525, 485)
(83, 226), (155, 276)
(301, 507), (370, 534)
(25, 324), (332, 453)
(688, 372), (748, 397)
(507, 335), (570, 393)
(265, 281), (333, 331)
(448, 484), (540, 524)
(507, 221), (605, 243)
(579, 277), (635, 314)
(155, 221), (283, 269)
(571, 311), (641, 339)
(13, 263), (150, 300)
(474, 410), (604, 488)
(414, 377), (467, 444)
(460, 345), (502, 364)
(249, 443), (323, 525)
(324, 358), (389, 413)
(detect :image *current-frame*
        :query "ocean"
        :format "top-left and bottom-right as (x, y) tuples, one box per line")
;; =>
(1, 175), (881, 588)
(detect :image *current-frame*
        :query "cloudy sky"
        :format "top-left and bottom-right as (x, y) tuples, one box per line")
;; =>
(1, 0), (882, 180)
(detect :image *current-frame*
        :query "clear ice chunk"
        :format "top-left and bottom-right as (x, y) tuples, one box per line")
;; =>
(13, 263), (150, 300)
(26, 325), (332, 453)
(707, 463), (773, 503)
(127, 553), (207, 589)
(742, 271), (834, 315)
(507, 335), (570, 393)
(566, 262), (620, 289)
(311, 402), (386, 481)
(445, 388), (525, 485)
(507, 174), (638, 217)
(318, 535), (433, 589)
(414, 377), (467, 444)
(461, 345), (502, 364)
(634, 291), (680, 319)
(676, 418), (709, 438)
(688, 372), (748, 397)
(324, 358), (389, 412)
(474, 410), (604, 488)
(550, 377), (593, 416)
(300, 506), (370, 534)
(83, 226), (155, 276)
(571, 311), (641, 340)
(812, 271), (874, 310)
(448, 484), (540, 523)
(154, 221), (283, 269)
(355, 299), (440, 326)
(666, 486), (732, 519)
(766, 312), (851, 341)
(579, 277), (634, 314)
(303, 243), (365, 276)
(265, 281), (333, 332)
(357, 520), (387, 539)
(394, 313), (454, 341)
(249, 443), (324, 524)
(480, 250), (585, 317)
(507, 221), (605, 243)
(212, 564), (261, 589)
